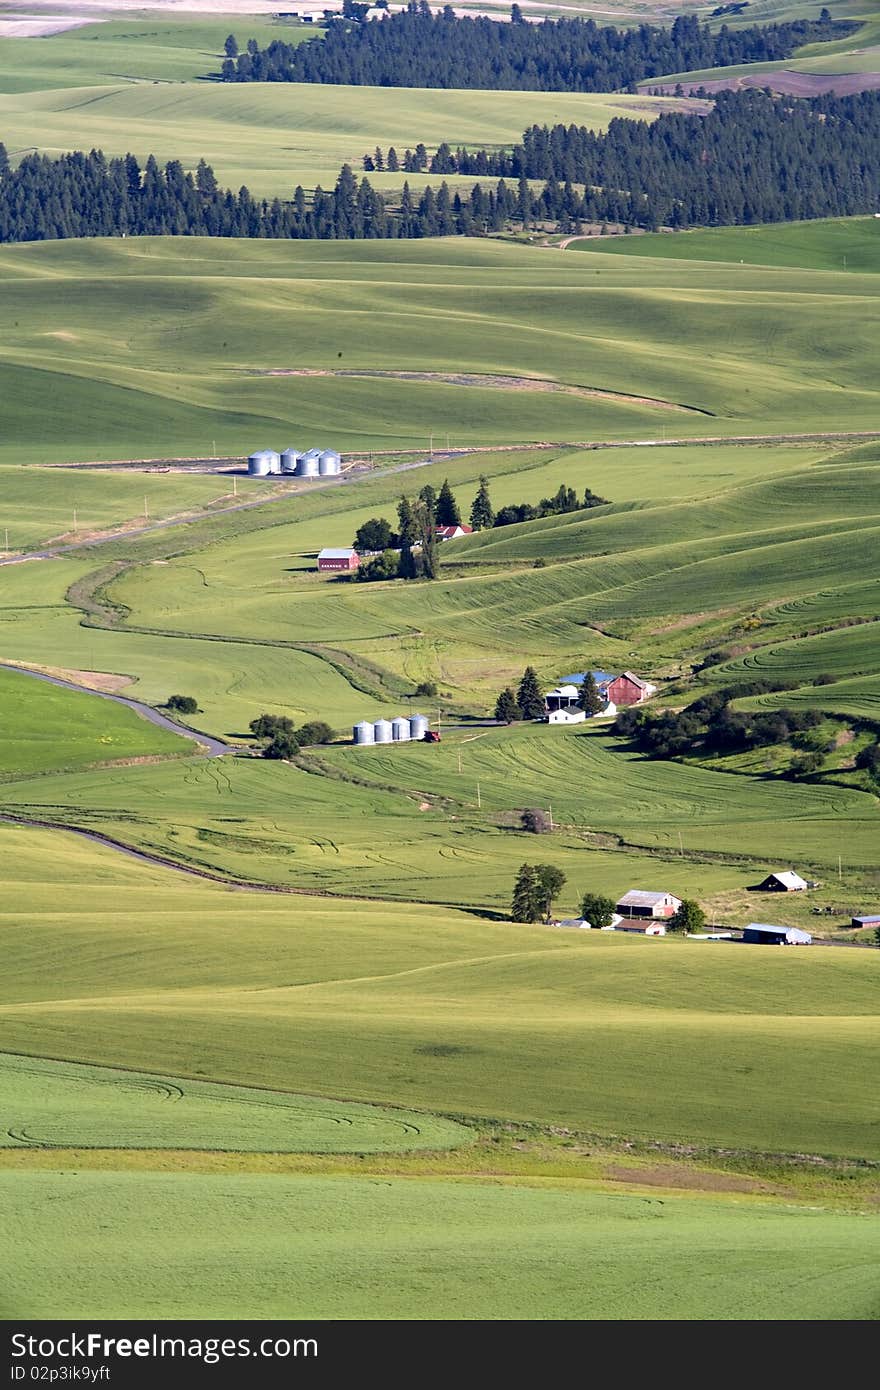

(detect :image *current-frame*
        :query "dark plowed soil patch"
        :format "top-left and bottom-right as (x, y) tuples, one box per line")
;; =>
(655, 70), (880, 97)
(605, 1164), (785, 1194)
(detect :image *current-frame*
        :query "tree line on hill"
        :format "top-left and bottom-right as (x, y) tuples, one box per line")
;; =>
(614, 681), (829, 774)
(218, 7), (852, 93)
(364, 88), (880, 231)
(4, 87), (880, 245)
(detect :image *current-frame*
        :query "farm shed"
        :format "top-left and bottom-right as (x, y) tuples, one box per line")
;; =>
(547, 707), (586, 724)
(545, 684), (580, 712)
(606, 672), (657, 707)
(616, 889), (682, 919)
(436, 524), (473, 540)
(743, 923), (812, 945)
(852, 914), (880, 928)
(318, 548), (360, 572)
(757, 870), (808, 892)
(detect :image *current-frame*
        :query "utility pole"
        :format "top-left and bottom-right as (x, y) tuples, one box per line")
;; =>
(72, 509), (77, 533)
(233, 475), (237, 497)
(678, 829), (684, 857)
(457, 748), (462, 774)
(838, 853), (843, 880)
(144, 496), (149, 520)
(212, 439), (217, 457)
(4, 527), (8, 554)
(476, 782), (481, 809)
(429, 434), (434, 459)
(548, 803), (554, 830)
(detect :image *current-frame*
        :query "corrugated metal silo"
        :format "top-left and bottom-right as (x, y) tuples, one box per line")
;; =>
(408, 713), (429, 741)
(391, 716), (411, 742)
(247, 451), (272, 476)
(353, 721), (375, 746)
(318, 449), (342, 476)
(373, 718), (393, 744)
(264, 450), (282, 474)
(297, 448), (321, 479)
(280, 447), (301, 474)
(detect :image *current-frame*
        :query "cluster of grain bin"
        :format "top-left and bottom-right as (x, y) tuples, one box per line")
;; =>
(247, 447), (341, 479)
(352, 713), (429, 746)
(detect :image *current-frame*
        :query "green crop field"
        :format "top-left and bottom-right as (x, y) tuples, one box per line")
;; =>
(1, 825), (878, 1163)
(570, 217), (880, 271)
(2, 1170), (878, 1320)
(0, 1053), (467, 1153)
(0, 664), (184, 776)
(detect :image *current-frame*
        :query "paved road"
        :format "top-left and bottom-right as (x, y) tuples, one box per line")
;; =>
(0, 662), (234, 757)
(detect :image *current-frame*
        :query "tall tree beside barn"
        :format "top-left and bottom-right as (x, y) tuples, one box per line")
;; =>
(535, 864), (567, 923)
(495, 687), (520, 723)
(517, 666), (545, 720)
(511, 863), (541, 922)
(578, 671), (605, 715)
(470, 475), (494, 531)
(414, 497), (439, 580)
(668, 900), (706, 934)
(436, 479), (461, 527)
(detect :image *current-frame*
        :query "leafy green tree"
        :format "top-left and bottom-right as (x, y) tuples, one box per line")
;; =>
(357, 549), (400, 582)
(578, 671), (605, 715)
(520, 808), (549, 833)
(415, 680), (437, 697)
(354, 517), (395, 552)
(579, 892), (616, 929)
(495, 688), (520, 724)
(535, 864), (567, 922)
(224, 34), (239, 57)
(668, 899), (706, 934)
(263, 731), (299, 760)
(296, 720), (334, 746)
(249, 713), (296, 740)
(436, 479), (461, 527)
(470, 475), (494, 531)
(166, 694), (199, 714)
(511, 863), (541, 922)
(414, 497), (439, 579)
(517, 666), (545, 720)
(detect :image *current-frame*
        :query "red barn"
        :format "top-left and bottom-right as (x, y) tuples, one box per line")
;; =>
(436, 524), (473, 541)
(318, 547), (360, 572)
(606, 671), (657, 707)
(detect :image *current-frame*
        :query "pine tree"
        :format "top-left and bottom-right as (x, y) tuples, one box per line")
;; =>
(578, 671), (605, 715)
(511, 863), (541, 922)
(517, 666), (545, 720)
(0, 143), (9, 179)
(535, 864), (566, 923)
(224, 34), (239, 57)
(436, 479), (461, 526)
(418, 483), (437, 520)
(470, 474), (494, 531)
(495, 688), (520, 724)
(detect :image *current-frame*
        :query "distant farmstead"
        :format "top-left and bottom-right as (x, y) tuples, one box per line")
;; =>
(543, 681), (615, 723)
(436, 524), (473, 541)
(318, 547), (360, 572)
(743, 922), (812, 946)
(616, 889), (682, 919)
(757, 869), (809, 893)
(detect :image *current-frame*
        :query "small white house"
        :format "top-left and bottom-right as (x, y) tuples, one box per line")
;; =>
(645, 923), (667, 936)
(547, 707), (586, 725)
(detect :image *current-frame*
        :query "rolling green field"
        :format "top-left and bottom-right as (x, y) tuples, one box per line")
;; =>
(571, 217), (880, 270)
(3, 1170), (878, 1320)
(0, 664), (184, 776)
(1, 825), (878, 1162)
(1, 233), (879, 467)
(0, 211), (878, 1315)
(0, 1053), (467, 1153)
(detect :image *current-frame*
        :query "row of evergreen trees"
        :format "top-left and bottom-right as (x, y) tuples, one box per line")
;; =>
(219, 6), (851, 93)
(363, 88), (880, 231)
(4, 88), (879, 245)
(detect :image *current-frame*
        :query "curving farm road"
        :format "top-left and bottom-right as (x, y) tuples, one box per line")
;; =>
(0, 662), (234, 757)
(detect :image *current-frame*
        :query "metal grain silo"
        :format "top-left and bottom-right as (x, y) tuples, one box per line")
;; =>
(318, 449), (342, 477)
(280, 447), (301, 474)
(264, 449), (281, 474)
(297, 448), (321, 479)
(247, 450), (272, 476)
(391, 716), (411, 742)
(373, 718), (393, 745)
(408, 713), (429, 741)
(353, 721), (375, 746)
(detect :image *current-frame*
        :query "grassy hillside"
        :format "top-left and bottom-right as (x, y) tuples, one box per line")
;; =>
(1, 825), (878, 1160)
(1, 237), (878, 466)
(0, 664), (184, 776)
(0, 79), (694, 200)
(570, 217), (880, 270)
(3, 1170), (878, 1320)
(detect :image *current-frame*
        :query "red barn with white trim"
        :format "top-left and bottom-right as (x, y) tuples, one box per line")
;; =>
(607, 671), (657, 707)
(318, 547), (360, 572)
